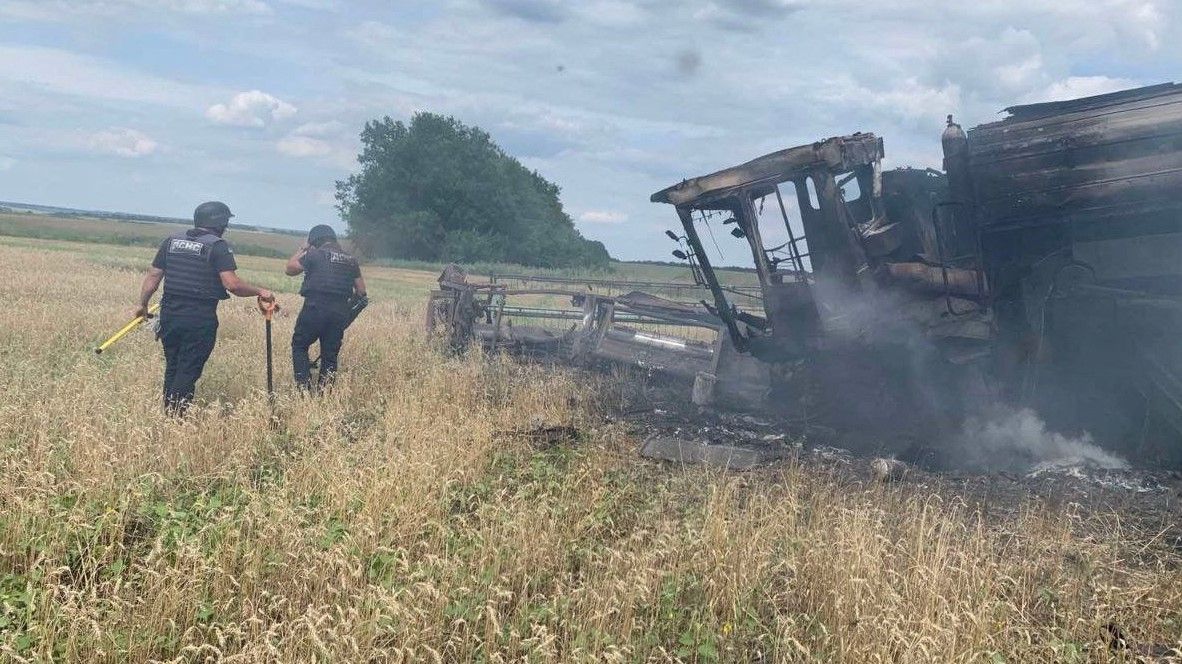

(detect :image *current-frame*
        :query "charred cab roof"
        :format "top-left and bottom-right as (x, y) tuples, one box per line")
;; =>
(650, 133), (883, 208)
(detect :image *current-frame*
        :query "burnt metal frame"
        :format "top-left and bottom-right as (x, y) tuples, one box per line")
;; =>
(677, 205), (749, 351)
(772, 183), (808, 277)
(486, 273), (762, 299)
(657, 133), (888, 352)
(427, 277), (729, 387)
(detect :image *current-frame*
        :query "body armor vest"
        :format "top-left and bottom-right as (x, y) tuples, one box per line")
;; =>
(161, 230), (230, 302)
(300, 246), (358, 299)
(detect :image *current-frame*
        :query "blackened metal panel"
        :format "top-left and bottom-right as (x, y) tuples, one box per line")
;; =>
(968, 83), (1182, 229)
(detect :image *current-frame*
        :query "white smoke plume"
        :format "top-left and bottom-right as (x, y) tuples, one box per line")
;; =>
(953, 406), (1128, 473)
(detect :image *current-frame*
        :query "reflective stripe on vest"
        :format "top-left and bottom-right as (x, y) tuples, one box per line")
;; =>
(161, 230), (230, 301)
(300, 247), (357, 299)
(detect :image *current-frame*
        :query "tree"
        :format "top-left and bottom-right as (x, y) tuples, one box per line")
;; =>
(336, 113), (611, 269)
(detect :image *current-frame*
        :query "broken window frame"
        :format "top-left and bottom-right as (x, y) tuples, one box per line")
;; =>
(655, 134), (886, 356)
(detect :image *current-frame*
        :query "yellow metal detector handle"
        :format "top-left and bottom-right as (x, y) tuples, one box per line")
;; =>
(95, 303), (160, 354)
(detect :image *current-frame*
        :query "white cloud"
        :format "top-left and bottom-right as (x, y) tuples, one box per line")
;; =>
(1026, 76), (1143, 104)
(206, 90), (297, 127)
(275, 0), (338, 8)
(816, 75), (961, 130)
(1121, 0), (1164, 50)
(0, 45), (210, 108)
(578, 210), (628, 225)
(88, 128), (159, 157)
(294, 120), (346, 136)
(691, 0), (804, 31)
(482, 0), (567, 23)
(0, 0), (271, 19)
(571, 0), (647, 27)
(930, 27), (1045, 101)
(276, 134), (331, 157)
(282, 120), (358, 165)
(142, 0), (271, 12)
(314, 189), (336, 205)
(0, 155), (15, 171)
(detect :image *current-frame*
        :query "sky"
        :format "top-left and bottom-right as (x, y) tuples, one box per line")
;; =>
(0, 0), (1177, 261)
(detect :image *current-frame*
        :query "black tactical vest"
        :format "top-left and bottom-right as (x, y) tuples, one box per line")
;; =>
(300, 246), (358, 299)
(161, 230), (230, 302)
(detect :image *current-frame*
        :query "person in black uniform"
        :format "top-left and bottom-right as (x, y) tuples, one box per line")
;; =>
(134, 201), (276, 413)
(285, 225), (366, 391)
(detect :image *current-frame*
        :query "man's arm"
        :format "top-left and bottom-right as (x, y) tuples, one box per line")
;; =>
(219, 271), (275, 302)
(353, 276), (367, 297)
(285, 244), (308, 276)
(210, 240), (273, 302)
(133, 267), (164, 318)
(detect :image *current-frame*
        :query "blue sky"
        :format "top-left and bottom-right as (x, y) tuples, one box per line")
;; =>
(0, 0), (1177, 261)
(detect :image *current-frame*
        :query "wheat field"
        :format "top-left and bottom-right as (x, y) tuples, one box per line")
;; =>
(1, 236), (1181, 662)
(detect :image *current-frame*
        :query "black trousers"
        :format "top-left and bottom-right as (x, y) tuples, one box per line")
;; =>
(160, 316), (218, 414)
(291, 299), (349, 389)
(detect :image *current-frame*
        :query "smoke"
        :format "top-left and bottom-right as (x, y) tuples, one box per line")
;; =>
(951, 406), (1128, 473)
(798, 277), (1132, 474)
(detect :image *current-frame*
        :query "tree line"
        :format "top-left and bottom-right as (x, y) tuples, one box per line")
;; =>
(336, 113), (610, 269)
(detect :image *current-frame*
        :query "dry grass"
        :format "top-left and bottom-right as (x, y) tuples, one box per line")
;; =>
(2, 236), (1181, 662)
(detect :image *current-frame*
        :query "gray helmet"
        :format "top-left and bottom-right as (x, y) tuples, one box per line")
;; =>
(194, 201), (233, 228)
(307, 224), (337, 247)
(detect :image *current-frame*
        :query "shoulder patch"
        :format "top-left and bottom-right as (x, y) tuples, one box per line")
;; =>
(169, 239), (204, 256)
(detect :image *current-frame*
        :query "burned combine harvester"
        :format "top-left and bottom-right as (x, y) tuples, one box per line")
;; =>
(426, 266), (771, 405)
(430, 82), (1182, 464)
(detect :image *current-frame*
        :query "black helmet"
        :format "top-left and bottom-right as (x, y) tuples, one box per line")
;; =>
(194, 201), (233, 228)
(307, 224), (337, 247)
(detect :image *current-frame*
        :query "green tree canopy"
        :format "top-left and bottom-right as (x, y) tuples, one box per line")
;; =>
(336, 113), (611, 268)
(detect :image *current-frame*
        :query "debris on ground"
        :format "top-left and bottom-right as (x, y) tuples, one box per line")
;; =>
(639, 435), (796, 470)
(611, 383), (1182, 554)
(498, 420), (581, 450)
(870, 457), (909, 483)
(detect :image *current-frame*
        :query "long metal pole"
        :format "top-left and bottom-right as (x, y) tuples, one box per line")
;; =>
(95, 303), (160, 354)
(264, 305), (274, 397)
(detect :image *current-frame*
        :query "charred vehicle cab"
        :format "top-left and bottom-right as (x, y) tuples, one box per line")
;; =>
(650, 133), (989, 451)
(653, 82), (1182, 464)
